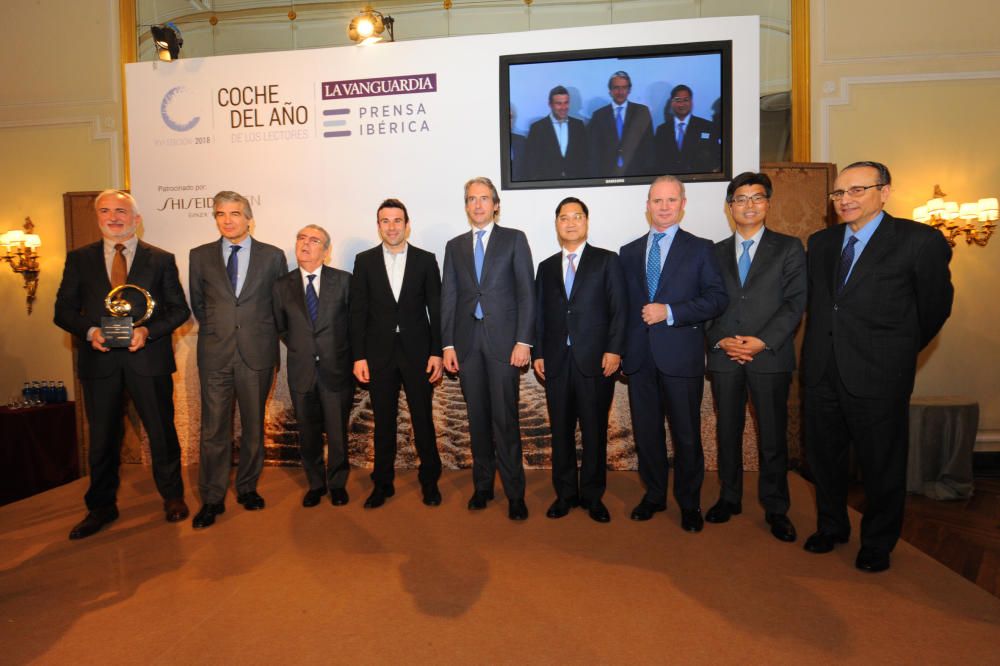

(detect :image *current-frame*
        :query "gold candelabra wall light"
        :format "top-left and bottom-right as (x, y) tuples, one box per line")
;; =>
(1, 217), (42, 314)
(913, 185), (998, 247)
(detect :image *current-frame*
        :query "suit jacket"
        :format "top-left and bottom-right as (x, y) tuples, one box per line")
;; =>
(801, 213), (953, 397)
(441, 224), (535, 363)
(706, 229), (807, 374)
(654, 115), (721, 174)
(533, 245), (626, 378)
(588, 102), (655, 177)
(189, 238), (287, 372)
(523, 116), (589, 180)
(273, 265), (353, 393)
(620, 228), (728, 377)
(349, 243), (442, 371)
(54, 240), (190, 379)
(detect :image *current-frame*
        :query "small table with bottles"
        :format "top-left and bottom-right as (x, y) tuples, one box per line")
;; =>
(1, 390), (79, 505)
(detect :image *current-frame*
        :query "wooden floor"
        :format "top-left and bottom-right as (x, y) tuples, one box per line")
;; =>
(849, 475), (1000, 598)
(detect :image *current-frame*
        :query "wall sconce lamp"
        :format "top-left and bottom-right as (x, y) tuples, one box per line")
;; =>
(1, 217), (42, 315)
(348, 6), (395, 45)
(913, 185), (997, 247)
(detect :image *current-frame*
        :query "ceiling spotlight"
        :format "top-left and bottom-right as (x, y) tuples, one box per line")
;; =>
(151, 22), (183, 62)
(348, 6), (395, 45)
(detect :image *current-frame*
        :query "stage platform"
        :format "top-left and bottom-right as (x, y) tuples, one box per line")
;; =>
(1, 467), (997, 664)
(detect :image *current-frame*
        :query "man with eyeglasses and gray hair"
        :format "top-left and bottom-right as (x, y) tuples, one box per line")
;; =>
(274, 224), (354, 509)
(801, 161), (953, 572)
(704, 172), (806, 543)
(588, 70), (654, 177)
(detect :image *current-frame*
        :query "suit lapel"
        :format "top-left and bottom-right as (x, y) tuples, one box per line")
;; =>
(396, 246), (416, 303)
(840, 215), (896, 297)
(479, 225), (500, 286)
(370, 247), (396, 303)
(88, 242), (112, 292)
(567, 245), (590, 302)
(657, 228), (687, 297)
(316, 266), (340, 331)
(719, 235), (739, 286)
(210, 238), (236, 297)
(744, 229), (775, 287)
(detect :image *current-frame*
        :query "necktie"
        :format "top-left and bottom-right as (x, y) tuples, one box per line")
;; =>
(565, 253), (576, 297)
(676, 121), (686, 151)
(647, 232), (666, 301)
(837, 236), (858, 293)
(227, 245), (241, 294)
(556, 120), (568, 157)
(111, 243), (127, 287)
(474, 230), (485, 319)
(615, 107), (624, 168)
(305, 274), (319, 325)
(738, 239), (753, 286)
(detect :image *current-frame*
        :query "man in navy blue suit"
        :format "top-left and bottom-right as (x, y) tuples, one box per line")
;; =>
(619, 175), (728, 531)
(533, 197), (626, 523)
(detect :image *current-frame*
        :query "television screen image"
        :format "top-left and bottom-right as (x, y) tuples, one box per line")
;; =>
(501, 41), (732, 190)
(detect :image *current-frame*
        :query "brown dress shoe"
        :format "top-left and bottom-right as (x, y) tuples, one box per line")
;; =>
(164, 498), (190, 523)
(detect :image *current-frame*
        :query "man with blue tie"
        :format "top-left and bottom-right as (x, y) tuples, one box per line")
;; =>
(441, 177), (535, 521)
(704, 172), (806, 542)
(189, 191), (288, 528)
(273, 225), (353, 509)
(619, 175), (728, 531)
(533, 197), (626, 522)
(588, 71), (655, 177)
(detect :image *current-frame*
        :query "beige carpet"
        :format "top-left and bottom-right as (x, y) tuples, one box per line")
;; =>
(1, 466), (997, 665)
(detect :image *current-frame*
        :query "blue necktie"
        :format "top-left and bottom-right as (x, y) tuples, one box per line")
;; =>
(647, 232), (665, 301)
(474, 230), (485, 319)
(226, 245), (240, 294)
(837, 236), (858, 293)
(615, 107), (624, 168)
(676, 121), (686, 151)
(738, 239), (753, 286)
(305, 274), (319, 325)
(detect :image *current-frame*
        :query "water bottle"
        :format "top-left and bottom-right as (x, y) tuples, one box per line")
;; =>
(22, 382), (30, 401)
(56, 381), (68, 403)
(30, 381), (41, 404)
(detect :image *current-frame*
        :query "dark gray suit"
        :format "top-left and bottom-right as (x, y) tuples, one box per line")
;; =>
(705, 229), (806, 514)
(441, 224), (535, 499)
(274, 266), (353, 491)
(189, 238), (287, 504)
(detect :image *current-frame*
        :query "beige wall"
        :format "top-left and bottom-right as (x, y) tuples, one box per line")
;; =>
(0, 0), (122, 401)
(811, 0), (1000, 439)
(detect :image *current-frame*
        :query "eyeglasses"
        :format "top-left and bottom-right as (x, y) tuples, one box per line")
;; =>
(828, 184), (884, 201)
(557, 213), (586, 223)
(297, 234), (324, 246)
(730, 194), (768, 206)
(671, 96), (692, 104)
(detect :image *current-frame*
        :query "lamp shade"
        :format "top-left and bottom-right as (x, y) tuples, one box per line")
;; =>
(913, 206), (929, 222)
(959, 202), (979, 220)
(23, 234), (41, 249)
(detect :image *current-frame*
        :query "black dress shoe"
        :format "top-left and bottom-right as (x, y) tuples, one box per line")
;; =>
(508, 498), (529, 521)
(164, 498), (190, 523)
(681, 509), (704, 533)
(329, 488), (350, 506)
(630, 498), (667, 521)
(545, 497), (577, 519)
(192, 503), (225, 529)
(467, 491), (493, 511)
(68, 506), (119, 540)
(704, 499), (742, 524)
(803, 531), (849, 554)
(302, 488), (326, 507)
(583, 499), (611, 523)
(421, 482), (442, 506)
(855, 547), (891, 573)
(236, 491), (266, 511)
(765, 513), (797, 543)
(364, 484), (395, 509)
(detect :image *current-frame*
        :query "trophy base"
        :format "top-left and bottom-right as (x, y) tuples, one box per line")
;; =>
(101, 316), (133, 348)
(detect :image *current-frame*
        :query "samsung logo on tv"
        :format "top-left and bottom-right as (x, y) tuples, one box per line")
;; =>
(604, 178), (626, 184)
(322, 74), (437, 100)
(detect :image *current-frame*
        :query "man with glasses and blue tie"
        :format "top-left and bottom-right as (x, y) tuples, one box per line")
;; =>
(189, 191), (287, 529)
(801, 161), (953, 572)
(273, 225), (354, 510)
(704, 172), (806, 543)
(441, 177), (535, 521)
(619, 175), (728, 531)
(588, 71), (654, 178)
(533, 197), (626, 523)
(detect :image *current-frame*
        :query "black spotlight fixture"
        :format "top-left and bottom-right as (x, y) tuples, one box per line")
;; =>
(151, 22), (183, 61)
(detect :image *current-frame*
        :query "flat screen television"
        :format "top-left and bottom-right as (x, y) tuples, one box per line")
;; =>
(500, 41), (732, 190)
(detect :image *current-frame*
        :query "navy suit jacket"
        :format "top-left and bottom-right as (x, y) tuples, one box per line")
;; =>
(523, 116), (589, 180)
(532, 244), (626, 377)
(588, 102), (655, 177)
(653, 115), (721, 174)
(619, 227), (728, 377)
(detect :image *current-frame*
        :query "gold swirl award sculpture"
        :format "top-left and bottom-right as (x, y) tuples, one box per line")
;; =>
(102, 284), (156, 348)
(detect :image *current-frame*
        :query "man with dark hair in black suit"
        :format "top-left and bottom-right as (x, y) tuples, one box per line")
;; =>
(588, 71), (655, 177)
(705, 172), (806, 542)
(801, 160), (953, 572)
(533, 196), (626, 523)
(523, 86), (589, 180)
(350, 198), (444, 509)
(654, 84), (721, 174)
(55, 189), (191, 539)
